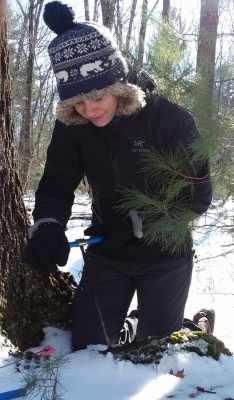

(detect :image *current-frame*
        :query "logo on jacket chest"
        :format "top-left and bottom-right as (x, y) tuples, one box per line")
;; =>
(131, 140), (150, 153)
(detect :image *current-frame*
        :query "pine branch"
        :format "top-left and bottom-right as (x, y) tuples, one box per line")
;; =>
(21, 352), (70, 400)
(116, 146), (202, 255)
(143, 209), (196, 255)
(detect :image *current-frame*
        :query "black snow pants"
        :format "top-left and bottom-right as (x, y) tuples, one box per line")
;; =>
(71, 250), (193, 351)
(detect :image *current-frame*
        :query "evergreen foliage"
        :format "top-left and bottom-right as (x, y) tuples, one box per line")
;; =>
(147, 18), (194, 104)
(8, 0), (234, 241)
(22, 352), (70, 400)
(192, 75), (234, 202)
(118, 9), (234, 254)
(117, 145), (198, 255)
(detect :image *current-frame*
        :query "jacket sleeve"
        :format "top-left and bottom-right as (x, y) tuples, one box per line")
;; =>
(32, 119), (84, 226)
(158, 99), (212, 216)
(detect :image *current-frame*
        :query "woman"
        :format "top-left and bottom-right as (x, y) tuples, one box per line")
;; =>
(24, 1), (213, 350)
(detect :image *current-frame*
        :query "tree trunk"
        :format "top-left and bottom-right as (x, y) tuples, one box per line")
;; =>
(18, 0), (44, 193)
(126, 0), (137, 51)
(196, 0), (219, 94)
(18, 0), (34, 192)
(0, 3), (77, 351)
(100, 0), (116, 29)
(162, 0), (170, 20)
(84, 0), (90, 21)
(115, 0), (123, 46)
(93, 0), (99, 21)
(138, 0), (148, 67)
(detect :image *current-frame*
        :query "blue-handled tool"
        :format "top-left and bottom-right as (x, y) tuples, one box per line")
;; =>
(69, 236), (102, 248)
(0, 388), (26, 400)
(0, 346), (55, 400)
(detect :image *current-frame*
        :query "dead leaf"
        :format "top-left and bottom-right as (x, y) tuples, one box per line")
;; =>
(169, 368), (185, 379)
(166, 396), (174, 399)
(189, 394), (196, 398)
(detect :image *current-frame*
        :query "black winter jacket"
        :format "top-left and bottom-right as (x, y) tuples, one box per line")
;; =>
(33, 93), (212, 259)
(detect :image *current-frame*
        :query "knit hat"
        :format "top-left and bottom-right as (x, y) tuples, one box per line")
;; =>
(43, 1), (146, 125)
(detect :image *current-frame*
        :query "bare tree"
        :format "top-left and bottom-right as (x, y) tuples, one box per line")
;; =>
(9, 0), (56, 191)
(18, 0), (44, 192)
(84, 0), (90, 20)
(126, 0), (137, 51)
(137, 0), (160, 67)
(100, 0), (116, 29)
(93, 0), (100, 21)
(11, 1), (29, 82)
(138, 0), (148, 66)
(115, 0), (123, 45)
(196, 0), (219, 94)
(162, 0), (170, 21)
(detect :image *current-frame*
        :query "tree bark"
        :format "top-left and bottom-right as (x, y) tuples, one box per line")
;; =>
(93, 0), (99, 22)
(115, 0), (123, 46)
(138, 0), (148, 67)
(0, 2), (77, 351)
(100, 0), (116, 29)
(126, 0), (137, 51)
(196, 0), (219, 94)
(84, 0), (90, 21)
(162, 0), (170, 21)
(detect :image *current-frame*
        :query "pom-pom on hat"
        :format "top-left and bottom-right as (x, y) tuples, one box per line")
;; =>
(43, 1), (145, 125)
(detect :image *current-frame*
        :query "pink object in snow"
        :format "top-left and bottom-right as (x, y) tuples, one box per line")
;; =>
(36, 345), (55, 356)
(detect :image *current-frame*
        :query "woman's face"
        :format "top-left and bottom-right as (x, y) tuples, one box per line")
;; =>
(74, 94), (118, 127)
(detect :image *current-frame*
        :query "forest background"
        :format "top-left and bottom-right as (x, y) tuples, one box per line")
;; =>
(1, 0), (234, 351)
(9, 0), (230, 195)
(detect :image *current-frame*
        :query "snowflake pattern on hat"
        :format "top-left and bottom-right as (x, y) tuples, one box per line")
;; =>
(47, 19), (128, 101)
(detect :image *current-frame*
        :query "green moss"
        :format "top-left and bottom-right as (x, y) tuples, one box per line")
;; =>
(169, 330), (232, 360)
(203, 334), (232, 359)
(185, 345), (205, 357)
(149, 346), (161, 355)
(121, 353), (131, 361)
(169, 331), (185, 344)
(100, 329), (232, 366)
(29, 329), (45, 348)
(207, 344), (220, 360)
(1, 270), (77, 351)
(169, 330), (199, 344)
(0, 301), (5, 331)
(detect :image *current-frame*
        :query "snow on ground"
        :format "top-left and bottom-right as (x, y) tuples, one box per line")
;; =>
(1, 194), (234, 399)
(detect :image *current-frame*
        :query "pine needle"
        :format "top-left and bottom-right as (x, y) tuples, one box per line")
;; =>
(21, 352), (70, 400)
(116, 146), (200, 255)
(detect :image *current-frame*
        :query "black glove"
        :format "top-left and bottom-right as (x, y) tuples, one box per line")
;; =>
(24, 223), (70, 274)
(83, 217), (135, 253)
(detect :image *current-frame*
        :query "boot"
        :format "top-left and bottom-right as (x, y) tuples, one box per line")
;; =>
(119, 309), (138, 345)
(193, 308), (215, 334)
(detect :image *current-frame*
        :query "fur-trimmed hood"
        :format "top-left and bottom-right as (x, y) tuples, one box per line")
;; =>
(55, 81), (146, 125)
